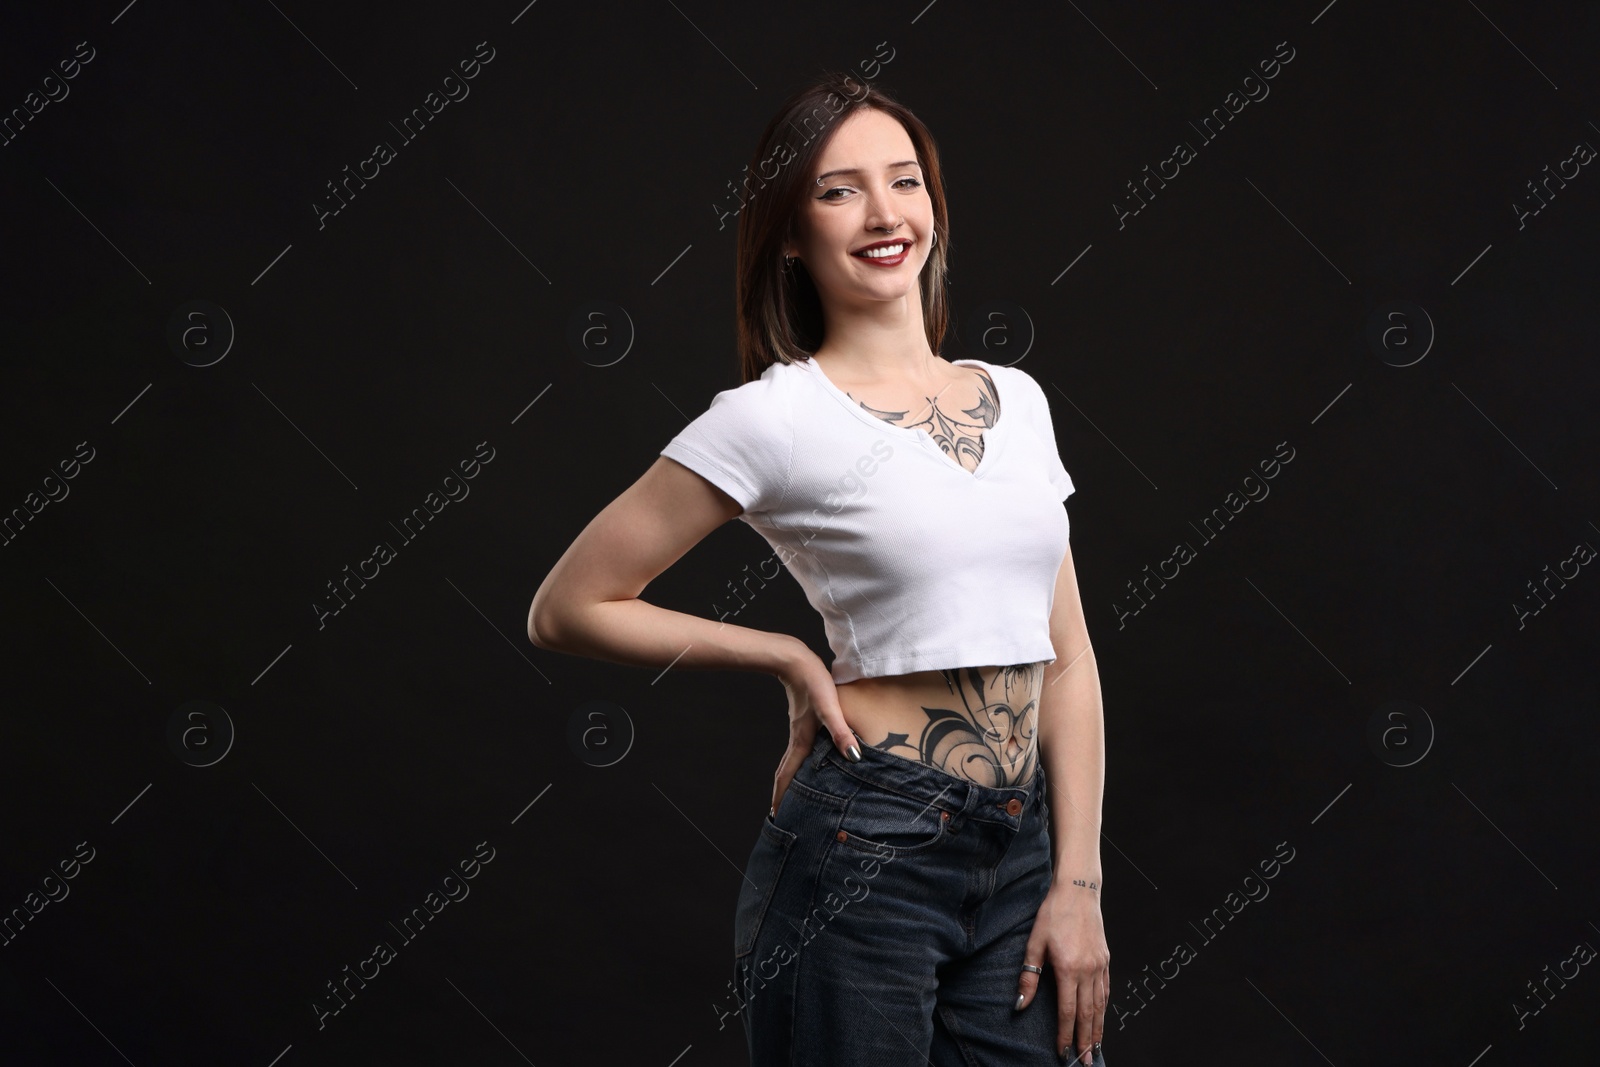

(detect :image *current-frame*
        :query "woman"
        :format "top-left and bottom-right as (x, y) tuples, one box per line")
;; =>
(528, 72), (1108, 1066)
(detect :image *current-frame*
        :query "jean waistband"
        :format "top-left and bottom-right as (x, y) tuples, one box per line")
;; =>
(807, 730), (1045, 819)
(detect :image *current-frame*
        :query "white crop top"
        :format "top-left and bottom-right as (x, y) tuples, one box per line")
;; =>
(659, 356), (1075, 683)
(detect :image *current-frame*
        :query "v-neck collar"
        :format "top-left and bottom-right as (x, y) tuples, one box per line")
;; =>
(798, 356), (1008, 478)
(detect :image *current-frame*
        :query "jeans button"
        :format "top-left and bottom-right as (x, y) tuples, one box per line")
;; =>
(1004, 798), (1023, 816)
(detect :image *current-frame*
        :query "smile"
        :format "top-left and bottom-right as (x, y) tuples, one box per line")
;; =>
(852, 241), (910, 265)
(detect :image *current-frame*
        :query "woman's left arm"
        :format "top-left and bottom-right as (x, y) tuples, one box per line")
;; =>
(1019, 542), (1109, 1066)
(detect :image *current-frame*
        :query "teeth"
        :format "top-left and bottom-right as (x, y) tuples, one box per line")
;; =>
(856, 242), (908, 258)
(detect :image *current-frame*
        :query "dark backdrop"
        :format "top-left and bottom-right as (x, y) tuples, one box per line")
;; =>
(1, 2), (1596, 1064)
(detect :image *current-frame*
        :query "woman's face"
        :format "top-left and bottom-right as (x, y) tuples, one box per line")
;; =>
(789, 108), (934, 310)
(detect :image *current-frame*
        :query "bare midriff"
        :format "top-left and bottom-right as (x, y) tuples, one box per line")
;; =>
(835, 662), (1045, 789)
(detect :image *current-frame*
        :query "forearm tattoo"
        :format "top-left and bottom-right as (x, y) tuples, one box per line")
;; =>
(864, 662), (1043, 788)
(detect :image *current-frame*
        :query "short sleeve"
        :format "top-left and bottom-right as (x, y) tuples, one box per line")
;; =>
(660, 376), (793, 516)
(1023, 371), (1075, 502)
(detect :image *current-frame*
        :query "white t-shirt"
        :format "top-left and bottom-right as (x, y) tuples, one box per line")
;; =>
(659, 355), (1075, 683)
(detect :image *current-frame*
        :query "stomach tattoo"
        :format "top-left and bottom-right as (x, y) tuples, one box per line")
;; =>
(837, 662), (1044, 788)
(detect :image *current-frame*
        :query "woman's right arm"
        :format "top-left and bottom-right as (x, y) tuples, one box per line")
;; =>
(526, 455), (806, 679)
(530, 452), (864, 810)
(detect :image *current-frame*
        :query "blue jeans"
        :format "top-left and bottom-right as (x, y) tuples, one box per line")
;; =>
(732, 730), (1107, 1066)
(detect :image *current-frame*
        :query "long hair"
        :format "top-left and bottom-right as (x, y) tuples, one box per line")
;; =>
(733, 72), (952, 386)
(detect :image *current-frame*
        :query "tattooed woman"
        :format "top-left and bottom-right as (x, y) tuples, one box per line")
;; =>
(527, 73), (1108, 1067)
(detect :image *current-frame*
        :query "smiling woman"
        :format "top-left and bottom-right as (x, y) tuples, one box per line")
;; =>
(527, 70), (1108, 1066)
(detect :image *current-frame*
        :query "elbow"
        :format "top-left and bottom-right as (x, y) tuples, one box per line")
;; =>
(527, 612), (560, 651)
(527, 593), (563, 651)
(526, 614), (549, 650)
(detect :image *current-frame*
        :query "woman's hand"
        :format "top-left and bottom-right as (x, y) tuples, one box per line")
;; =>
(1017, 882), (1109, 1065)
(770, 644), (860, 816)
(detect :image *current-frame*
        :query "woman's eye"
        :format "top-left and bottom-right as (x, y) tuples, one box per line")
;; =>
(819, 177), (921, 201)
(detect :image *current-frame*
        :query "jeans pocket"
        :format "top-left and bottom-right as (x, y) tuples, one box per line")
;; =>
(835, 787), (950, 857)
(734, 814), (796, 960)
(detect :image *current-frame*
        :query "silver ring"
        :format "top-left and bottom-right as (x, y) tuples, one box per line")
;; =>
(1020, 963), (1043, 975)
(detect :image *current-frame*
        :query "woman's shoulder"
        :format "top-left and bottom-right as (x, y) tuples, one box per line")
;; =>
(951, 357), (1047, 409)
(971, 357), (1039, 386)
(699, 358), (802, 413)
(676, 359), (800, 442)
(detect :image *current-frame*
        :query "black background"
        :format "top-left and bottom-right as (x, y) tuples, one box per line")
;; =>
(1, 2), (1596, 1064)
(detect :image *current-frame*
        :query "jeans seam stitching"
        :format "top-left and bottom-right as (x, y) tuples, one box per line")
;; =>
(736, 823), (795, 959)
(788, 837), (837, 1067)
(788, 777), (848, 810)
(934, 1001), (984, 1067)
(834, 813), (948, 857)
(822, 753), (962, 811)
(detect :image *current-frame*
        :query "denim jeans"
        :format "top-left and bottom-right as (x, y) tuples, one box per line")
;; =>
(732, 730), (1107, 1066)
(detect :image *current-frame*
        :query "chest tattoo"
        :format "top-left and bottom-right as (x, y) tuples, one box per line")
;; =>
(845, 369), (999, 474)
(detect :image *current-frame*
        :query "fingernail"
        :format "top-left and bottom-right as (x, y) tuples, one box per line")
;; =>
(846, 744), (861, 762)
(1014, 992), (1024, 1011)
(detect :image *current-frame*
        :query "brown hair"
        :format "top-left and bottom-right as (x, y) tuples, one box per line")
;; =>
(733, 72), (951, 386)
